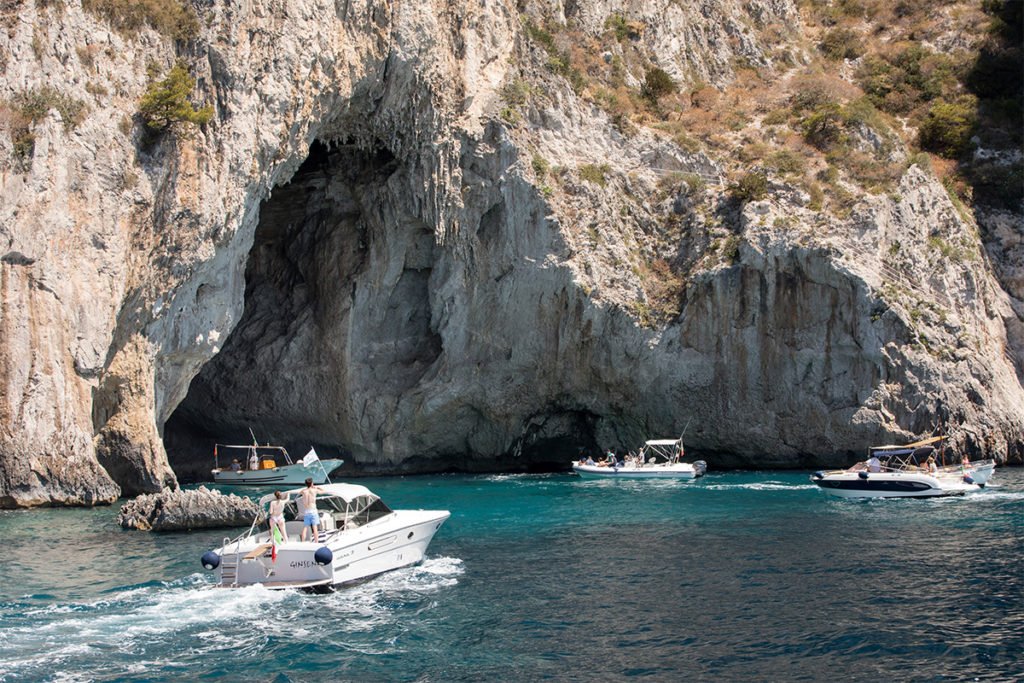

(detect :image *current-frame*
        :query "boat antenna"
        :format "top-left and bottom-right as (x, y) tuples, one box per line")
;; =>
(678, 417), (692, 444)
(676, 418), (692, 463)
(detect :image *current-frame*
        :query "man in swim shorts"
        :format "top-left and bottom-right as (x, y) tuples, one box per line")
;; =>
(300, 478), (326, 542)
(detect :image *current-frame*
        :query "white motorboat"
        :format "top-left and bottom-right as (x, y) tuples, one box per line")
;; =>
(201, 483), (450, 591)
(810, 436), (995, 499)
(572, 438), (707, 479)
(211, 443), (344, 486)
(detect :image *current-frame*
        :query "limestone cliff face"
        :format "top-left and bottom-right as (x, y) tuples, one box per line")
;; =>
(0, 0), (1021, 506)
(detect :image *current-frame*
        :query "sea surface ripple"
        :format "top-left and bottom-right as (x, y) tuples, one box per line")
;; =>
(0, 469), (1021, 681)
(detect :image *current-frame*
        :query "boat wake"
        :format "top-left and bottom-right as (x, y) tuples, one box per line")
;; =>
(0, 557), (464, 681)
(703, 481), (818, 491)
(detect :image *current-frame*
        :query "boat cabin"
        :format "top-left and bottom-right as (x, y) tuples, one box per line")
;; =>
(215, 443), (292, 471)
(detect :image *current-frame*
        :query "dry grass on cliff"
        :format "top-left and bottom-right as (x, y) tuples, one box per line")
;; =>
(82, 0), (199, 41)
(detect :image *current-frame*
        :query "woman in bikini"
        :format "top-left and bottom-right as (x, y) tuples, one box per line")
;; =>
(268, 490), (289, 543)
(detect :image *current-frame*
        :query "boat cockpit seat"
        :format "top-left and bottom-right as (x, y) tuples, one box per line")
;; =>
(333, 514), (359, 530)
(318, 512), (336, 531)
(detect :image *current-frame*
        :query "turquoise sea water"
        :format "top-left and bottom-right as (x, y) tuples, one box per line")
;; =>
(1, 469), (1022, 682)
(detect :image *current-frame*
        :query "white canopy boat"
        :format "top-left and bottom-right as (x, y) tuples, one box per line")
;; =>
(810, 436), (996, 499)
(572, 438), (707, 479)
(200, 483), (450, 591)
(211, 443), (344, 486)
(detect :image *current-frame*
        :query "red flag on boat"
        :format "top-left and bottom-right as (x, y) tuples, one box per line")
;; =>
(271, 538), (277, 562)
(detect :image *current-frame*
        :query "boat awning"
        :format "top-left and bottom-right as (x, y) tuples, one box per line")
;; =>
(871, 436), (946, 452)
(258, 483), (376, 507)
(644, 439), (681, 446)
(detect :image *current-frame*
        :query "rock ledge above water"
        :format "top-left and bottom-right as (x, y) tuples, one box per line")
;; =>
(118, 486), (259, 532)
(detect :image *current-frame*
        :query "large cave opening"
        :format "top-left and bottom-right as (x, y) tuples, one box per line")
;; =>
(164, 139), (444, 481)
(163, 126), (604, 483)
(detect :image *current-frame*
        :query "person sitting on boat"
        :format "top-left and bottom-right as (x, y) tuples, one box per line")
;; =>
(248, 451), (259, 471)
(230, 459), (241, 472)
(584, 455), (595, 466)
(300, 478), (327, 543)
(866, 455), (881, 473)
(606, 451), (618, 467)
(926, 456), (938, 475)
(268, 490), (289, 544)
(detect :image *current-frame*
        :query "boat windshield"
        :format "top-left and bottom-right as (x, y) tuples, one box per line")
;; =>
(272, 492), (393, 525)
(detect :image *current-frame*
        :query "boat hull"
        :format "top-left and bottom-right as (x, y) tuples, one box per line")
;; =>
(811, 471), (980, 498)
(940, 460), (995, 486)
(573, 463), (705, 479)
(212, 509), (450, 590)
(212, 459), (345, 486)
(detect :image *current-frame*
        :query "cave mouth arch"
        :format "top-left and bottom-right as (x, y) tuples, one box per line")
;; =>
(163, 137), (598, 483)
(163, 138), (417, 482)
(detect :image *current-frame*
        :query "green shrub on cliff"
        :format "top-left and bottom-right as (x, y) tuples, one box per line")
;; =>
(728, 172), (769, 202)
(579, 163), (610, 187)
(918, 96), (978, 158)
(641, 67), (677, 103)
(138, 63), (213, 134)
(819, 28), (864, 61)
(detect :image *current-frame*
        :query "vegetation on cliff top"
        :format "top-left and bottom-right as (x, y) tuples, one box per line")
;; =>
(503, 0), (1020, 327)
(82, 0), (199, 41)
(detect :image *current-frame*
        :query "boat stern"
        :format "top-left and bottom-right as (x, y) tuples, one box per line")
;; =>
(202, 541), (336, 589)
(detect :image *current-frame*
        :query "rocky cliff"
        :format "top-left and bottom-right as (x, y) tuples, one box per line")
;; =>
(1, 0), (1021, 507)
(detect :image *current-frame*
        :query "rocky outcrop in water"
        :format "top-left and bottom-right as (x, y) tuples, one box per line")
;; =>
(117, 486), (258, 531)
(0, 0), (1021, 506)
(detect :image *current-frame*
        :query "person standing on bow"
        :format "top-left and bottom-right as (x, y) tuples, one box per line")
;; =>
(300, 478), (326, 543)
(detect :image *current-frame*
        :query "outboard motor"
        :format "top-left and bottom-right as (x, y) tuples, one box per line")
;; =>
(314, 547), (333, 566)
(201, 551), (221, 570)
(693, 460), (707, 476)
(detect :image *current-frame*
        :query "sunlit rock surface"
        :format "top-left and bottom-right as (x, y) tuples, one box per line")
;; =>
(117, 486), (258, 531)
(1, 0), (1020, 506)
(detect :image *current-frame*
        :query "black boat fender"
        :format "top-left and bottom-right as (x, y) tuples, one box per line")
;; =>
(201, 551), (221, 570)
(314, 547), (333, 565)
